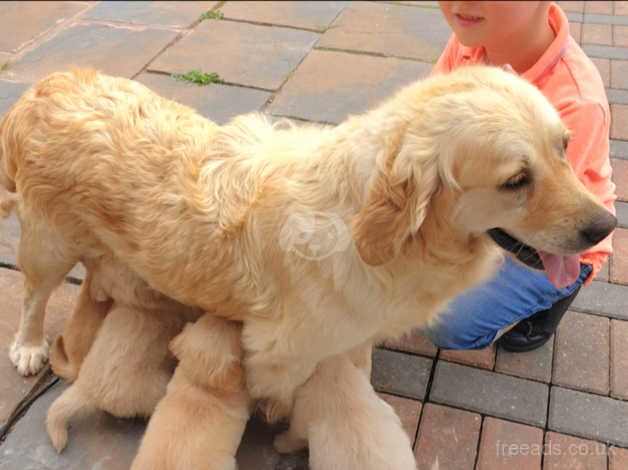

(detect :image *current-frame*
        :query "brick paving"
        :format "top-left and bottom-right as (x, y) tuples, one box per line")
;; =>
(0, 1), (627, 469)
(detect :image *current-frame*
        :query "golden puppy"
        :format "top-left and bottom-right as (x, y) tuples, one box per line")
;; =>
(46, 259), (198, 452)
(274, 348), (416, 470)
(0, 66), (615, 426)
(131, 314), (250, 470)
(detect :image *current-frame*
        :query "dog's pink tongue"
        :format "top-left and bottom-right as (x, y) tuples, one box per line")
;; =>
(539, 252), (581, 288)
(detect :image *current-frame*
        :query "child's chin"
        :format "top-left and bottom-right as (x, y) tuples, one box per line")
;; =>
(453, 30), (486, 49)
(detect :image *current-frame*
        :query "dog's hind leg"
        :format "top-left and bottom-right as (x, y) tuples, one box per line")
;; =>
(10, 216), (77, 376)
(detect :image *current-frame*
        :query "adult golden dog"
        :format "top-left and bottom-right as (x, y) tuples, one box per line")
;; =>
(0, 66), (615, 422)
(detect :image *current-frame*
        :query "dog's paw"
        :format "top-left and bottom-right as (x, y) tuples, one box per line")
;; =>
(273, 431), (307, 454)
(9, 338), (50, 376)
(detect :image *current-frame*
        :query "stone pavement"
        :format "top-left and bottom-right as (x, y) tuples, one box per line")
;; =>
(0, 1), (627, 469)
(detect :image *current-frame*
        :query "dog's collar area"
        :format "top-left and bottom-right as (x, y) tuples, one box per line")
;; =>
(487, 228), (544, 270)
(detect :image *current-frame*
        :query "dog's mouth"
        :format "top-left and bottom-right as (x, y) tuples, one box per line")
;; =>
(487, 228), (581, 288)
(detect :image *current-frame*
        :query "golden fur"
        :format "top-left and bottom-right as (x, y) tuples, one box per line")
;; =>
(274, 349), (416, 470)
(46, 257), (199, 452)
(0, 66), (613, 426)
(131, 314), (250, 470)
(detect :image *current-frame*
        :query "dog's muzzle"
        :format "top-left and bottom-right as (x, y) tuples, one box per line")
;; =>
(487, 228), (544, 270)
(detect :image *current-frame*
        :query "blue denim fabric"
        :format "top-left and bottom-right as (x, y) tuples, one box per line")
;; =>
(422, 257), (592, 350)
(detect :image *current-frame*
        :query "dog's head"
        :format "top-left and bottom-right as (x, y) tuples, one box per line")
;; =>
(352, 66), (616, 287)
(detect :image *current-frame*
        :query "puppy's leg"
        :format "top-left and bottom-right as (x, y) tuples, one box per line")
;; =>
(10, 219), (77, 376)
(132, 314), (251, 470)
(50, 271), (111, 382)
(46, 383), (94, 453)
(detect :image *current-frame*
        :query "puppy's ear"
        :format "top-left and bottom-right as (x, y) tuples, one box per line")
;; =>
(170, 315), (245, 394)
(352, 133), (439, 266)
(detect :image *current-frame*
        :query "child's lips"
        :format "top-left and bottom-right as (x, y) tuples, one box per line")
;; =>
(454, 12), (484, 27)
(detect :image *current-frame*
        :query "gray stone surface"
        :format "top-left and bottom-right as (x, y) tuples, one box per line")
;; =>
(608, 88), (628, 105)
(571, 280), (628, 320)
(549, 386), (628, 447)
(612, 139), (628, 159)
(430, 361), (549, 427)
(0, 81), (29, 117)
(137, 73), (270, 124)
(7, 24), (178, 82)
(618, 201), (628, 228)
(150, 20), (319, 90)
(268, 49), (431, 124)
(222, 1), (348, 31)
(583, 44), (628, 60)
(371, 348), (432, 400)
(83, 1), (217, 27)
(495, 338), (554, 383)
(584, 12), (628, 25)
(318, 2), (451, 62)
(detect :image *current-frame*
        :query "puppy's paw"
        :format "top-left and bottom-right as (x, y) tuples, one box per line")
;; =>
(273, 431), (307, 454)
(10, 338), (50, 376)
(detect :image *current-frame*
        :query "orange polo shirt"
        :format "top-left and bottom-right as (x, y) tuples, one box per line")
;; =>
(432, 2), (616, 283)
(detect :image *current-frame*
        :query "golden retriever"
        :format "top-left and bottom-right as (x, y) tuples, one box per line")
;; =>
(0, 65), (615, 428)
(46, 257), (198, 452)
(131, 313), (250, 470)
(274, 348), (416, 470)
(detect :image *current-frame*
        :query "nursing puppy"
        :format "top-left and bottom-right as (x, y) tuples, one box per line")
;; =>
(131, 314), (250, 470)
(46, 259), (198, 452)
(274, 349), (416, 470)
(0, 66), (615, 425)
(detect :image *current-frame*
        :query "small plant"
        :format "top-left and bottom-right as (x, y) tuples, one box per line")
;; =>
(0, 62), (10, 73)
(199, 10), (224, 21)
(171, 70), (221, 85)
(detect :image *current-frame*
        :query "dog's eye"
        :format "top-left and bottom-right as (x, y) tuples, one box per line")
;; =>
(500, 172), (531, 191)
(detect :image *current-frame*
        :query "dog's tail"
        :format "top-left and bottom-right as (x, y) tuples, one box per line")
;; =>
(49, 336), (80, 382)
(46, 384), (95, 453)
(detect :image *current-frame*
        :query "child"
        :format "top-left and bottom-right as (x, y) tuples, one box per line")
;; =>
(423, 1), (617, 352)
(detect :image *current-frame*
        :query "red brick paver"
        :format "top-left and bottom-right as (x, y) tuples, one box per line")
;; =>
(610, 447), (628, 470)
(378, 392), (422, 443)
(611, 228), (628, 284)
(440, 345), (496, 370)
(477, 417), (544, 470)
(611, 59), (628, 89)
(612, 158), (628, 202)
(543, 432), (608, 470)
(382, 328), (438, 358)
(414, 404), (481, 470)
(591, 57), (610, 86)
(585, 1), (614, 14)
(611, 319), (628, 399)
(611, 104), (628, 140)
(616, 25), (628, 47)
(554, 311), (610, 395)
(583, 23), (613, 45)
(617, 1), (628, 15)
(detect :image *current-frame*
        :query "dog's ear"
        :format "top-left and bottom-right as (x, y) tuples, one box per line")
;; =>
(170, 315), (245, 394)
(351, 133), (439, 266)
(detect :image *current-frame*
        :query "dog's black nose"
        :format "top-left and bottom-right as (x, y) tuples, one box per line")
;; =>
(580, 212), (617, 246)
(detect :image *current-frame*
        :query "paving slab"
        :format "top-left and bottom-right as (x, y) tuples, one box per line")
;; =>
(611, 319), (628, 399)
(583, 44), (628, 60)
(611, 227), (628, 284)
(0, 1), (86, 54)
(268, 49), (431, 123)
(495, 339), (554, 384)
(617, 201), (628, 227)
(571, 280), (628, 320)
(83, 1), (217, 27)
(614, 158), (628, 201)
(440, 345), (496, 370)
(381, 328), (438, 357)
(611, 447), (628, 470)
(612, 104), (628, 139)
(378, 392), (422, 443)
(414, 403), (481, 470)
(0, 80), (29, 121)
(137, 73), (270, 124)
(554, 311), (610, 395)
(0, 268), (78, 427)
(7, 23), (178, 82)
(430, 361), (549, 427)
(150, 20), (318, 90)
(477, 417), (543, 470)
(544, 431), (608, 470)
(611, 59), (628, 89)
(222, 1), (348, 31)
(549, 386), (628, 447)
(371, 348), (432, 400)
(318, 2), (450, 62)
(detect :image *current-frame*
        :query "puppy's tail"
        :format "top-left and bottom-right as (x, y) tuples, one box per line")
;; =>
(49, 336), (80, 382)
(46, 384), (95, 453)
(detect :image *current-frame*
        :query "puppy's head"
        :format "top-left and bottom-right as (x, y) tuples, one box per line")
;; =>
(170, 315), (245, 394)
(352, 66), (616, 287)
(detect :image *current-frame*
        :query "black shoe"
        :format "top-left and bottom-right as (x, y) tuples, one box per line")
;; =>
(498, 284), (583, 353)
(498, 319), (552, 352)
